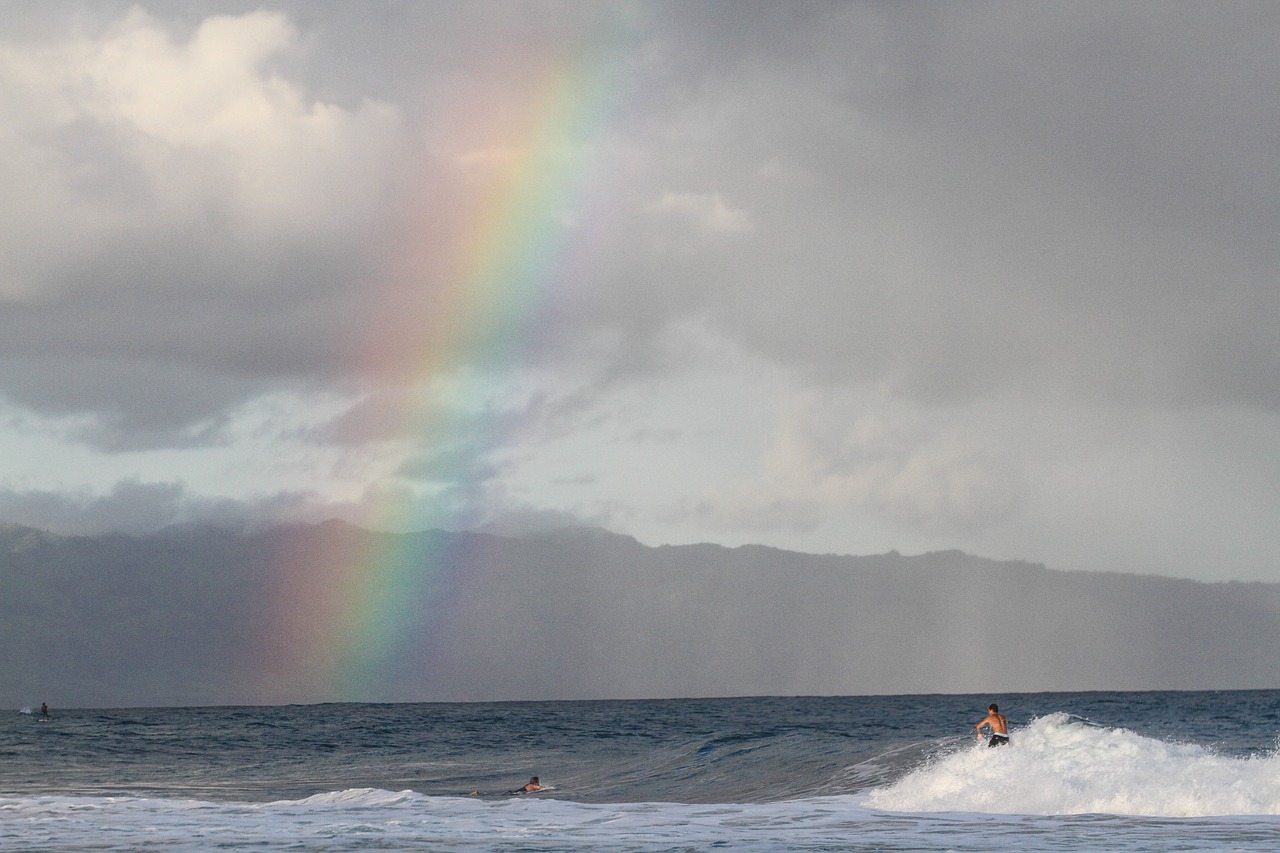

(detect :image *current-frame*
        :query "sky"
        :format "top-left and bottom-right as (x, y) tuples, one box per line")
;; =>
(0, 1), (1278, 584)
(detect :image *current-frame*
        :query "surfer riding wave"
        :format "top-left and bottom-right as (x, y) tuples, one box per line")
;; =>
(977, 703), (1009, 747)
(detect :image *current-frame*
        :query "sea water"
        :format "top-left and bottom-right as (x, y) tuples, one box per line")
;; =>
(2, 691), (1279, 851)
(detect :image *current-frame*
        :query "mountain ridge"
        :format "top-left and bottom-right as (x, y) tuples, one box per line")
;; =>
(2, 521), (1276, 707)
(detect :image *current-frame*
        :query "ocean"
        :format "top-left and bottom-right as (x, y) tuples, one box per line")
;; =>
(3, 691), (1279, 851)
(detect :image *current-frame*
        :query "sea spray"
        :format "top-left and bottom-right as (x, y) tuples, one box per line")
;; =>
(868, 711), (1280, 816)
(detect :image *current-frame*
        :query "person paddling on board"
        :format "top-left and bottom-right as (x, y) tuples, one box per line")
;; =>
(468, 777), (544, 796)
(39, 703), (49, 720)
(976, 703), (1009, 747)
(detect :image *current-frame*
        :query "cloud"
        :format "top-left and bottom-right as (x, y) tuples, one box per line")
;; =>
(476, 504), (610, 538)
(0, 7), (407, 443)
(0, 3), (1278, 585)
(663, 389), (1024, 540)
(2, 8), (403, 242)
(5, 4), (1279, 428)
(0, 479), (349, 535)
(653, 191), (752, 235)
(583, 2), (1280, 413)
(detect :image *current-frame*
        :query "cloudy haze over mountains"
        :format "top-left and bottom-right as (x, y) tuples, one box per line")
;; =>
(1, 2), (1279, 584)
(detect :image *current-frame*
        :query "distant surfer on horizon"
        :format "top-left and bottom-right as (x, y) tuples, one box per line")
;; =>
(39, 703), (49, 720)
(976, 703), (1009, 747)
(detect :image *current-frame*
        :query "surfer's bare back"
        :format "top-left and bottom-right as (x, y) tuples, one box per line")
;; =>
(976, 703), (1009, 747)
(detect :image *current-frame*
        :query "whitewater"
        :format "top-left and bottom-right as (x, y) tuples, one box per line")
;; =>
(3, 691), (1279, 851)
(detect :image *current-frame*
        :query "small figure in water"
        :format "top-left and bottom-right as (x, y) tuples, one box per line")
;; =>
(976, 703), (1009, 747)
(469, 776), (544, 797)
(39, 703), (49, 719)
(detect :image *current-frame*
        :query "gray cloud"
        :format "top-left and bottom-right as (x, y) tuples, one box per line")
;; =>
(0, 480), (327, 535)
(0, 5), (406, 445)
(6, 3), (1277, 422)
(0, 3), (1278, 582)
(508, 1), (1280, 416)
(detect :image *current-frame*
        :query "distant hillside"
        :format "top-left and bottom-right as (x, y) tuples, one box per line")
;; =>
(2, 522), (1278, 707)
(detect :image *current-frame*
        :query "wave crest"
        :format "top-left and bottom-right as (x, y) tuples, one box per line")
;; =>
(868, 711), (1280, 817)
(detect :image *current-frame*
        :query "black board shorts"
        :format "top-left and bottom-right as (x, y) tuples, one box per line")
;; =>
(988, 734), (1010, 748)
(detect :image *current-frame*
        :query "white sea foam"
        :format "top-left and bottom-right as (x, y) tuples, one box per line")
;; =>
(6, 786), (1280, 852)
(0, 790), (882, 852)
(868, 711), (1280, 817)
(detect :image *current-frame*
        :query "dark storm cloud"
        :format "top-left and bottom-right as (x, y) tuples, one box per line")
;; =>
(0, 232), (364, 449)
(622, 2), (1280, 412)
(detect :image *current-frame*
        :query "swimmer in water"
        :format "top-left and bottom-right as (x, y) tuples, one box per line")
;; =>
(976, 703), (1009, 747)
(470, 776), (544, 797)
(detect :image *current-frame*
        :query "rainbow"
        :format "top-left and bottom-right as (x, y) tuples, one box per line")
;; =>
(259, 23), (639, 702)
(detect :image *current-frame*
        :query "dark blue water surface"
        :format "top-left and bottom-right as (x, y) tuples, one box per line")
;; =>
(3, 690), (1277, 804)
